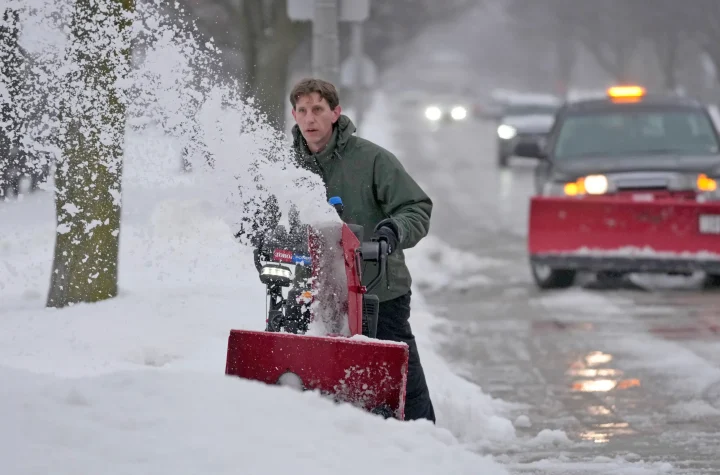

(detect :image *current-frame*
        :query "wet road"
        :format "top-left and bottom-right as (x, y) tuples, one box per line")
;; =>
(391, 109), (720, 473)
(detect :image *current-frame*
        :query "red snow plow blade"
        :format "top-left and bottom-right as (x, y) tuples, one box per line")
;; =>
(226, 222), (409, 419)
(225, 331), (408, 415)
(528, 196), (720, 274)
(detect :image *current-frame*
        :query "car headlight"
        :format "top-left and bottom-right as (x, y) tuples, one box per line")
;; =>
(497, 124), (517, 140)
(451, 106), (467, 120)
(425, 106), (442, 121)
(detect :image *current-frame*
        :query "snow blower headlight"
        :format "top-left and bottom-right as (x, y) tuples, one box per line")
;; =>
(260, 263), (292, 287)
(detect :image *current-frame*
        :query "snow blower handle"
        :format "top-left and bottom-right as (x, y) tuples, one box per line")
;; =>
(361, 239), (390, 293)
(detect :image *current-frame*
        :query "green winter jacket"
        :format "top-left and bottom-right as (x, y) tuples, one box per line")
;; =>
(291, 115), (433, 302)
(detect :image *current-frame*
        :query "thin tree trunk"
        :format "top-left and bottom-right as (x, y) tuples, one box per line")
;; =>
(242, 0), (307, 130)
(240, 0), (260, 95)
(255, 34), (299, 129)
(659, 39), (678, 91)
(47, 0), (135, 308)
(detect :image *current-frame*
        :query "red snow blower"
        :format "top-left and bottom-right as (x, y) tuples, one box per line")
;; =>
(225, 198), (409, 419)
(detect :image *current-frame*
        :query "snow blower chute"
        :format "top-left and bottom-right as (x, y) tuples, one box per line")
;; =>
(225, 198), (409, 419)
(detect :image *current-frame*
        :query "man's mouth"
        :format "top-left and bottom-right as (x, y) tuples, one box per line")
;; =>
(306, 128), (318, 133)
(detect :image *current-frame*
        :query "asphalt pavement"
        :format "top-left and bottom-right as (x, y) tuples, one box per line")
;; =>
(391, 109), (720, 474)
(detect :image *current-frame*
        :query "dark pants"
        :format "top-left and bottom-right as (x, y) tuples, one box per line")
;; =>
(376, 291), (436, 423)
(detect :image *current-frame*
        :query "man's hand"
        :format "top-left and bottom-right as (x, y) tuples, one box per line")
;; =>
(373, 223), (399, 255)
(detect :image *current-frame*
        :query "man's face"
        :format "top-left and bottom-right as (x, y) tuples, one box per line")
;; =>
(292, 92), (341, 151)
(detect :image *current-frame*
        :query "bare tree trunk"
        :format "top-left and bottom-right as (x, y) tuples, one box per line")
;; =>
(655, 37), (678, 91)
(242, 0), (307, 130)
(554, 38), (575, 96)
(47, 0), (134, 308)
(239, 0), (260, 94)
(705, 45), (720, 87)
(256, 47), (292, 128)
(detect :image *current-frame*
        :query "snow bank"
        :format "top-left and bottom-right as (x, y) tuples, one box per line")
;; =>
(358, 92), (518, 449)
(0, 2), (515, 467)
(0, 133), (510, 474)
(0, 91), (514, 475)
(406, 235), (503, 292)
(0, 366), (503, 475)
(404, 292), (518, 450)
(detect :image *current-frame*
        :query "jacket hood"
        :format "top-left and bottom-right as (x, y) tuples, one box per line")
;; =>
(291, 114), (356, 158)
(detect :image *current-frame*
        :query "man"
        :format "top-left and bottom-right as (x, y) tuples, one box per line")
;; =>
(289, 77), (436, 423)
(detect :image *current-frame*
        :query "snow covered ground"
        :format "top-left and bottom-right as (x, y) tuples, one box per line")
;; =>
(4, 2), (699, 468)
(0, 84), (525, 474)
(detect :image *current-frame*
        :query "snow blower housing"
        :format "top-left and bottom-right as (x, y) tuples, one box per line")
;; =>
(226, 199), (409, 419)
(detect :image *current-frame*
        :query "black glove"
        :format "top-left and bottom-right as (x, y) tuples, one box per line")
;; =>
(373, 223), (399, 255)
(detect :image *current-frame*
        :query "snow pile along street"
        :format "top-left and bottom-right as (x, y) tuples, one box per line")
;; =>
(0, 6), (518, 472)
(0, 128), (514, 474)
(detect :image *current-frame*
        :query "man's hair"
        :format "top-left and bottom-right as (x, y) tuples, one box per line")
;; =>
(289, 78), (340, 110)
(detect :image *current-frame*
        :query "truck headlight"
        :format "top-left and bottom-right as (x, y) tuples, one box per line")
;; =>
(547, 175), (609, 196)
(583, 175), (609, 195)
(497, 124), (517, 140)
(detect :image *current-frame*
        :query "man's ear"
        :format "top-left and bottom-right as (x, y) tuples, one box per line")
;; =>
(291, 107), (297, 121)
(331, 105), (341, 123)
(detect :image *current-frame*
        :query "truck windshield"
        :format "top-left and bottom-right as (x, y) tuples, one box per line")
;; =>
(554, 109), (720, 159)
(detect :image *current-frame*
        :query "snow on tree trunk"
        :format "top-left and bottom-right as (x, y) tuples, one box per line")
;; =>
(46, 0), (135, 308)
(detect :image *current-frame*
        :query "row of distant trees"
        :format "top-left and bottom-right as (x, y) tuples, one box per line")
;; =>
(504, 0), (720, 95)
(176, 0), (481, 129)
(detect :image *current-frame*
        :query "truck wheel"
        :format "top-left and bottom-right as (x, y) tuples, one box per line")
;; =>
(596, 271), (627, 286)
(530, 260), (575, 289)
(702, 273), (720, 290)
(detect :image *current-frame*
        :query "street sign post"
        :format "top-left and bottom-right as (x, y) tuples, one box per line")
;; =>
(288, 0), (372, 128)
(288, 0), (369, 21)
(340, 54), (377, 89)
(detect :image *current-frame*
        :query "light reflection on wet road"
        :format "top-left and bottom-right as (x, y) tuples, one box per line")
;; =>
(392, 110), (720, 473)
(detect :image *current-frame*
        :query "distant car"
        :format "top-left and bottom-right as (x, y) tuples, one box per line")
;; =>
(418, 94), (472, 128)
(496, 102), (560, 167)
(517, 85), (720, 290)
(423, 103), (469, 124)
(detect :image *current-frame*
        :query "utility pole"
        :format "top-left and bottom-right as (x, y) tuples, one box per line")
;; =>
(312, 0), (340, 85)
(350, 20), (365, 130)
